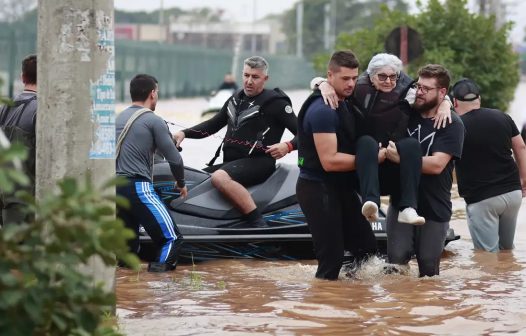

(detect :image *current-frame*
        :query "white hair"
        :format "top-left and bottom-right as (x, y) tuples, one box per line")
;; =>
(366, 53), (403, 78)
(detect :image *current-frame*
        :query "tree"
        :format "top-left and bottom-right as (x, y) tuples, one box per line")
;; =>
(281, 0), (409, 60)
(332, 0), (519, 112)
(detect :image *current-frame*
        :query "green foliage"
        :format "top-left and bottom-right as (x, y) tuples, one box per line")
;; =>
(332, 0), (519, 112)
(0, 145), (139, 335)
(0, 143), (29, 193)
(282, 0), (408, 60)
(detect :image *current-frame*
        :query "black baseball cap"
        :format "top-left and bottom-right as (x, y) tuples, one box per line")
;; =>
(452, 78), (480, 101)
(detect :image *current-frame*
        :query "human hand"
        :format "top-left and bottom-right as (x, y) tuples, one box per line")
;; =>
(319, 81), (339, 109)
(386, 141), (400, 163)
(405, 87), (416, 105)
(432, 99), (452, 129)
(173, 131), (185, 148)
(265, 142), (289, 159)
(176, 184), (188, 198)
(378, 147), (387, 164)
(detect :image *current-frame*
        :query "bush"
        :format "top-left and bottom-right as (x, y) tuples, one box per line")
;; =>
(0, 144), (139, 335)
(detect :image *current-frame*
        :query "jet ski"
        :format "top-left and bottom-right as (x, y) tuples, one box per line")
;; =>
(138, 160), (460, 262)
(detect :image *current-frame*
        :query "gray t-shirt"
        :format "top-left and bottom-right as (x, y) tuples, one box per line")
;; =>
(116, 105), (185, 186)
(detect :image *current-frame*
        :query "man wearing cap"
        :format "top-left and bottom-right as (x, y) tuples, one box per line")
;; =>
(453, 78), (526, 252)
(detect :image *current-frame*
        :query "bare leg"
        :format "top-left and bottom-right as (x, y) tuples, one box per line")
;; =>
(211, 169), (256, 214)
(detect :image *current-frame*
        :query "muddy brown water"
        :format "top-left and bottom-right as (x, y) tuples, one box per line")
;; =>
(117, 85), (526, 335)
(116, 197), (526, 336)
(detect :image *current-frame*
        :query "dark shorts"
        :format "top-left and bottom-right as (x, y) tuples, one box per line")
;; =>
(204, 156), (276, 187)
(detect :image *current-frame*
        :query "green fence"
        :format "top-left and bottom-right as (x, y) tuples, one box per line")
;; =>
(115, 40), (315, 101)
(0, 28), (37, 97)
(0, 29), (315, 101)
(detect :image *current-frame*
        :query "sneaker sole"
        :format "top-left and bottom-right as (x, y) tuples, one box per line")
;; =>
(398, 217), (426, 226)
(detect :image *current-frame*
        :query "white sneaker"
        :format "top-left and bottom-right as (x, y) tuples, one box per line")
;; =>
(398, 207), (425, 225)
(361, 201), (379, 222)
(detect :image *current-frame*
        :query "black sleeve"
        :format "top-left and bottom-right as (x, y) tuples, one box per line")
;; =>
(183, 102), (228, 139)
(433, 114), (465, 160)
(272, 98), (298, 149)
(153, 117), (185, 186)
(503, 113), (520, 137)
(290, 136), (298, 151)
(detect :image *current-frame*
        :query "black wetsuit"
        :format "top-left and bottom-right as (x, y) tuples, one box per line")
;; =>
(183, 88), (297, 186)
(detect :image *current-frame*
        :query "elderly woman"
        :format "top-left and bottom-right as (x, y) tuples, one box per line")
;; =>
(311, 53), (451, 225)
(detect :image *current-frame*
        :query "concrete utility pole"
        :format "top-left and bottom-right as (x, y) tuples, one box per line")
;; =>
(323, 0), (337, 51)
(251, 0), (257, 53)
(324, 3), (331, 50)
(479, 0), (488, 14)
(159, 0), (164, 43)
(296, 0), (303, 58)
(37, 0), (116, 291)
(478, 0), (507, 30)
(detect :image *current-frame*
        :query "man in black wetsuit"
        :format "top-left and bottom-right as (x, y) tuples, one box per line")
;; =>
(173, 56), (297, 227)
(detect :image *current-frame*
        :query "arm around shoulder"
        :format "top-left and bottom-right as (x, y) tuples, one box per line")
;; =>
(310, 77), (327, 90)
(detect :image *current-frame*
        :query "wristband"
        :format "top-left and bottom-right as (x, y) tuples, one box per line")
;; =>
(286, 141), (293, 153)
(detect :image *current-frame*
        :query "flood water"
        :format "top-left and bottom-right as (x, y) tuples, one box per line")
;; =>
(116, 83), (526, 335)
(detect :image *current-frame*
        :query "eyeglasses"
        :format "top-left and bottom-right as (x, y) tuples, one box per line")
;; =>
(412, 83), (440, 94)
(377, 73), (398, 82)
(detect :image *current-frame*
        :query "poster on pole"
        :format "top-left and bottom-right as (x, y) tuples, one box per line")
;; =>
(90, 10), (115, 159)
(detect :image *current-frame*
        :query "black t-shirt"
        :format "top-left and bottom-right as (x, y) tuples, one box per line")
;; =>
(298, 97), (357, 183)
(408, 112), (464, 222)
(456, 108), (521, 204)
(299, 98), (339, 181)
